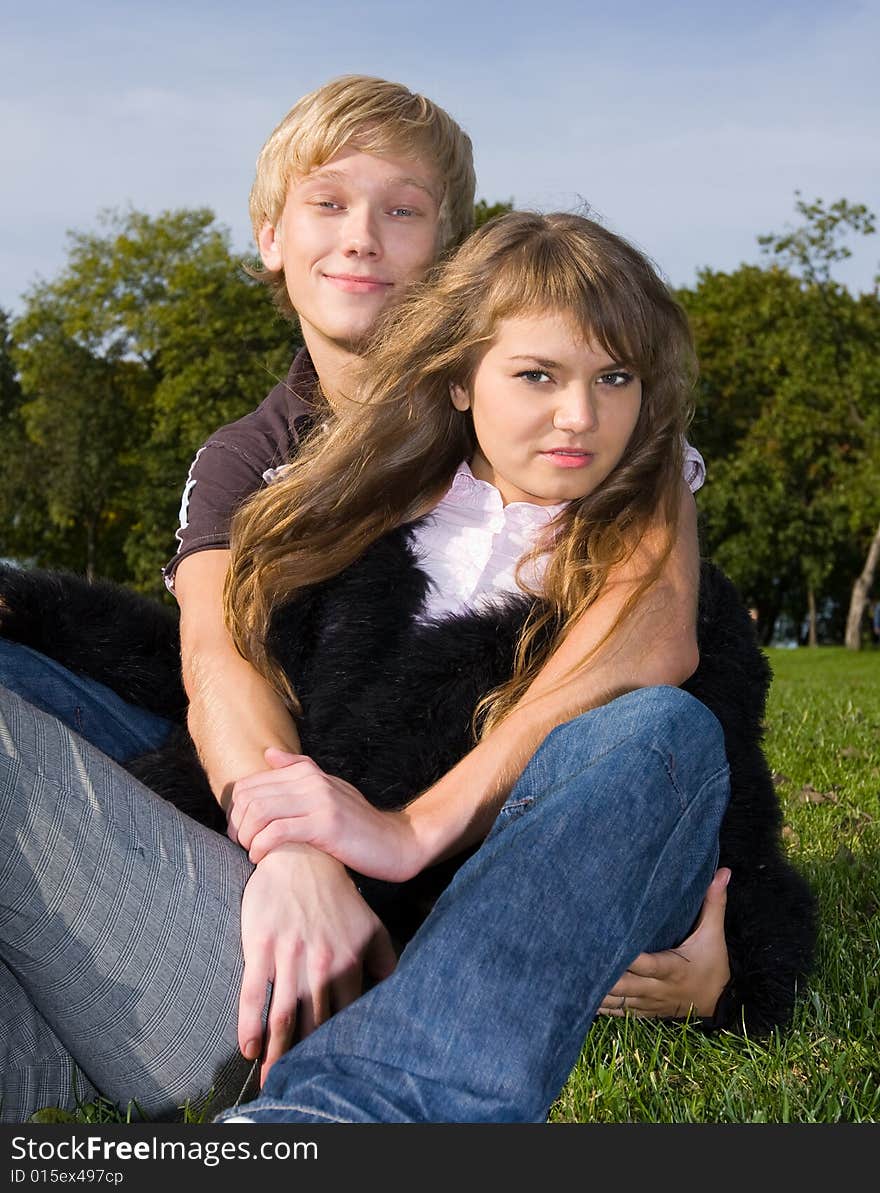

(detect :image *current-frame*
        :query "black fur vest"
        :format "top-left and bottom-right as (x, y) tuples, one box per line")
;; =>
(0, 533), (816, 1034)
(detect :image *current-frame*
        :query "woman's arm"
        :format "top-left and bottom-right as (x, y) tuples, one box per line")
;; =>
(404, 482), (702, 867)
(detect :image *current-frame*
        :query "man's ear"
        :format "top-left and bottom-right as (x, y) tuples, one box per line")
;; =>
(257, 221), (283, 271)
(449, 382), (471, 412)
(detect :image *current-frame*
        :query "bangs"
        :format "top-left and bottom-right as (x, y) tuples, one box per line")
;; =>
(439, 210), (697, 390)
(480, 233), (666, 379)
(295, 120), (441, 181)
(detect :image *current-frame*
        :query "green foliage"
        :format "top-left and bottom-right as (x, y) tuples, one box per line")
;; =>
(0, 308), (20, 418)
(0, 307), (109, 573)
(2, 209), (297, 591)
(681, 196), (880, 639)
(473, 198), (514, 229)
(758, 193), (877, 286)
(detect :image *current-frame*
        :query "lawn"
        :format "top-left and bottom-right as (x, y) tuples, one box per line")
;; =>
(29, 647), (880, 1125)
(551, 646), (880, 1123)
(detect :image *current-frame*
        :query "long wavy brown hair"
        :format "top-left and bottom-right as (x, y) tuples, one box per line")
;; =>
(225, 211), (697, 733)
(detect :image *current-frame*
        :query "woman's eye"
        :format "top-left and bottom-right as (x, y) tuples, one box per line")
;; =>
(390, 207), (417, 217)
(314, 200), (342, 210)
(516, 370), (553, 384)
(598, 370), (635, 388)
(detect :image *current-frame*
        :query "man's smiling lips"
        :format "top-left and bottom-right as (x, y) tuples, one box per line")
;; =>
(539, 448), (595, 469)
(323, 272), (394, 294)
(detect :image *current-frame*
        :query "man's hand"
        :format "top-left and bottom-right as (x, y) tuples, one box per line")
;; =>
(598, 868), (731, 1019)
(229, 749), (423, 883)
(238, 843), (398, 1085)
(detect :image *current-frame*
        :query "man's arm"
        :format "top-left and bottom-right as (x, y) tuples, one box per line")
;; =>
(174, 549), (303, 810)
(174, 548), (397, 1077)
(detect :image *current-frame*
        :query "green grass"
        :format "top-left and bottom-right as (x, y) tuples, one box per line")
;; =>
(551, 646), (880, 1123)
(30, 647), (880, 1125)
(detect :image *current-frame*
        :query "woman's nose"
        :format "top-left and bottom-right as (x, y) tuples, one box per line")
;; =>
(553, 387), (598, 432)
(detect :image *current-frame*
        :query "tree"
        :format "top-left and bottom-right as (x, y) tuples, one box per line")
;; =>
(0, 308), (19, 419)
(0, 309), (45, 567)
(759, 194), (880, 648)
(473, 198), (514, 229)
(840, 290), (880, 647)
(681, 197), (880, 645)
(9, 208), (296, 592)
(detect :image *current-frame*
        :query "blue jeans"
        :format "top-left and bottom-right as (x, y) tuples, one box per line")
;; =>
(215, 685), (730, 1124)
(0, 638), (173, 761)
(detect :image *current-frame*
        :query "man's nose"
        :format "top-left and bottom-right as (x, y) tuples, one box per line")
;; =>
(341, 204), (382, 258)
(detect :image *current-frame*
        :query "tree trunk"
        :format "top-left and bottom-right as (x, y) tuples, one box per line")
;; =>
(807, 586), (818, 648)
(762, 599), (783, 646)
(845, 516), (880, 650)
(85, 519), (96, 583)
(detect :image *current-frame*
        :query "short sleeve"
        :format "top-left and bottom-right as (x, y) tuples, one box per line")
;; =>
(162, 440), (271, 590)
(163, 351), (316, 591)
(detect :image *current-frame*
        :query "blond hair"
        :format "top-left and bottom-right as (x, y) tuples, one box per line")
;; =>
(249, 75), (476, 318)
(227, 211), (696, 731)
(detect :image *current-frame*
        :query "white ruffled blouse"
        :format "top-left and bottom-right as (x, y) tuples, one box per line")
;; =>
(411, 443), (705, 623)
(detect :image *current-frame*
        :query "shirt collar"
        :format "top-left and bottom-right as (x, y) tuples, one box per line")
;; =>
(442, 460), (569, 525)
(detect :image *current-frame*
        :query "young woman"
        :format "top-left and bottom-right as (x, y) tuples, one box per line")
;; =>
(0, 212), (815, 1123)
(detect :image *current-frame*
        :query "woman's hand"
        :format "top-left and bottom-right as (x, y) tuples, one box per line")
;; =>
(598, 868), (731, 1020)
(238, 842), (398, 1085)
(228, 749), (424, 882)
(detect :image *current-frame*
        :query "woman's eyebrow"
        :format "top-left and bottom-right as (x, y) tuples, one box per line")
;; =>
(507, 354), (626, 373)
(507, 355), (564, 369)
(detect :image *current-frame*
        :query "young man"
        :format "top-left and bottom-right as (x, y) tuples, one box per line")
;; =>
(164, 78), (488, 1073)
(165, 76), (477, 813)
(0, 77), (727, 1094)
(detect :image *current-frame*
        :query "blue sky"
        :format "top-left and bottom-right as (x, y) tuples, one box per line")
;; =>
(2, 0), (878, 314)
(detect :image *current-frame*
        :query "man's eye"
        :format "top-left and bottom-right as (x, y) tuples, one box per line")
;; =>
(516, 370), (553, 384)
(598, 370), (635, 387)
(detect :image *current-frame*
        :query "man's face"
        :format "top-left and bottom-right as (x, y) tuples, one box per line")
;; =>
(258, 146), (443, 355)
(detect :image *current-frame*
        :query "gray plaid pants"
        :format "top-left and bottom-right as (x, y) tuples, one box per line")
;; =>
(0, 686), (258, 1123)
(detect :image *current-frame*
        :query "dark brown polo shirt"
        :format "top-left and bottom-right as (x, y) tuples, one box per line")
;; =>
(162, 348), (319, 591)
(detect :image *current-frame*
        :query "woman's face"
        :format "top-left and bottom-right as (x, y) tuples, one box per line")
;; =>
(451, 311), (643, 506)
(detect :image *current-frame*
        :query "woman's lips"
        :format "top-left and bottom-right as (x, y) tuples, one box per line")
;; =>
(540, 450), (595, 469)
(323, 274), (393, 294)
